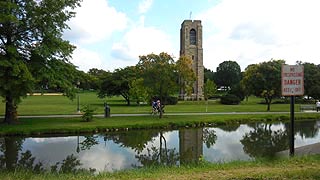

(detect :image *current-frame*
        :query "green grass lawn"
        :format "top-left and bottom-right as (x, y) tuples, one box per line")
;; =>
(1, 155), (320, 180)
(1, 91), (319, 136)
(0, 92), (306, 115)
(1, 113), (320, 136)
(1, 92), (320, 179)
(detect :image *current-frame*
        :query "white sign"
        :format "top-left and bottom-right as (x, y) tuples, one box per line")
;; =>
(281, 65), (304, 96)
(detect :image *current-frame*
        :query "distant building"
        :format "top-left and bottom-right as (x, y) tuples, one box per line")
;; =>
(179, 20), (204, 100)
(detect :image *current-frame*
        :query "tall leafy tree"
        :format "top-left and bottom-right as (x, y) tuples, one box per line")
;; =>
(241, 60), (284, 111)
(98, 66), (137, 105)
(215, 61), (241, 89)
(0, 0), (81, 124)
(29, 53), (79, 96)
(137, 52), (177, 118)
(137, 52), (177, 100)
(176, 56), (196, 99)
(203, 79), (216, 100)
(204, 67), (215, 83)
(87, 68), (109, 90)
(129, 78), (149, 105)
(240, 66), (256, 101)
(302, 62), (320, 99)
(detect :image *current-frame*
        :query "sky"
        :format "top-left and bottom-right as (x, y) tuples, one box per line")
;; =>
(63, 0), (320, 73)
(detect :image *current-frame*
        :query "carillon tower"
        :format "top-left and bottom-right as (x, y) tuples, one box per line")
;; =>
(180, 20), (204, 100)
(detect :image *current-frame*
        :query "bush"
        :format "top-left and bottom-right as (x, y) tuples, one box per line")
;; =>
(81, 105), (95, 122)
(229, 84), (245, 101)
(151, 96), (178, 105)
(220, 94), (241, 105)
(164, 96), (178, 105)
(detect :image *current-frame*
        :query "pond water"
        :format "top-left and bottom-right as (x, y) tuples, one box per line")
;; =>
(0, 120), (320, 173)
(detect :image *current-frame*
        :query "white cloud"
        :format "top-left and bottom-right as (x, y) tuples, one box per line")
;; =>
(71, 47), (104, 72)
(138, 0), (153, 14)
(80, 146), (129, 172)
(64, 0), (128, 45)
(110, 25), (176, 65)
(197, 0), (320, 71)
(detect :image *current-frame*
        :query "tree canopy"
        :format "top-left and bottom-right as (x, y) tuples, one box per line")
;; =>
(203, 79), (217, 100)
(215, 61), (241, 89)
(0, 0), (81, 124)
(241, 60), (284, 111)
(137, 52), (177, 117)
(176, 56), (196, 99)
(98, 66), (137, 105)
(302, 62), (320, 100)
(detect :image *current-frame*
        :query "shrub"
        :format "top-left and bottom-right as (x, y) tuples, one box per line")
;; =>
(151, 96), (178, 105)
(229, 84), (245, 101)
(81, 105), (95, 122)
(164, 96), (178, 105)
(220, 94), (241, 105)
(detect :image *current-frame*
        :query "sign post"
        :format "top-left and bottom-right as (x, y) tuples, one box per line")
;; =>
(281, 65), (304, 156)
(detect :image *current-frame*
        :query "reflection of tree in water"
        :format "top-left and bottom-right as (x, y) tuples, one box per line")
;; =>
(0, 137), (95, 174)
(0, 146), (44, 172)
(17, 150), (44, 172)
(51, 154), (95, 174)
(79, 135), (99, 151)
(0, 137), (24, 170)
(284, 120), (319, 139)
(240, 123), (288, 158)
(203, 128), (217, 148)
(0, 137), (44, 172)
(134, 132), (179, 167)
(103, 129), (159, 153)
(217, 123), (240, 132)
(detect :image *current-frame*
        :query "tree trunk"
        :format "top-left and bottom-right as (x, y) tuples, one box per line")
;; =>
(4, 137), (19, 170)
(265, 97), (272, 112)
(159, 107), (163, 118)
(4, 96), (19, 124)
(122, 94), (130, 106)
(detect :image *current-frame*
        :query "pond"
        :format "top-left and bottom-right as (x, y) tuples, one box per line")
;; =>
(0, 120), (320, 173)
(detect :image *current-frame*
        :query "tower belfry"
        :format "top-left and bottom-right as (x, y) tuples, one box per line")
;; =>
(180, 20), (204, 100)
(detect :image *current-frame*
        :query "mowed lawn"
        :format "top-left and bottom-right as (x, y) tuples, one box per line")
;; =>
(0, 91), (307, 115)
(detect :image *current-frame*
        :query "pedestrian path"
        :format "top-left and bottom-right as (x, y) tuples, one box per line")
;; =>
(4, 111), (316, 119)
(0, 110), (317, 119)
(278, 142), (320, 157)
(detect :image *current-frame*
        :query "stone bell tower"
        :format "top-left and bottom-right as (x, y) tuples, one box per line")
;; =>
(180, 20), (204, 100)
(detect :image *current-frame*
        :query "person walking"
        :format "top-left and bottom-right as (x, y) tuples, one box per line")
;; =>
(316, 100), (320, 112)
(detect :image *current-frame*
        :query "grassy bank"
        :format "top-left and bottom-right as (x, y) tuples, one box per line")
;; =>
(1, 113), (320, 136)
(0, 92), (310, 115)
(0, 92), (319, 136)
(1, 155), (320, 179)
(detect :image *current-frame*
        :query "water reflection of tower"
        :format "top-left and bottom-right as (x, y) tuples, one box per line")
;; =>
(179, 128), (203, 164)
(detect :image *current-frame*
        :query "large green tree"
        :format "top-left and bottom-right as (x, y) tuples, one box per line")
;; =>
(176, 56), (196, 99)
(87, 68), (109, 90)
(98, 66), (137, 105)
(137, 52), (177, 118)
(29, 53), (79, 95)
(204, 67), (215, 83)
(241, 60), (284, 111)
(203, 79), (216, 100)
(129, 78), (149, 105)
(240, 66), (257, 101)
(215, 60), (241, 89)
(137, 52), (177, 100)
(302, 62), (320, 100)
(0, 0), (81, 124)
